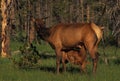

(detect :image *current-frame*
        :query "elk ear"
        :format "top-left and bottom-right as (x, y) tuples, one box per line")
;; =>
(31, 17), (36, 22)
(101, 27), (104, 30)
(41, 16), (48, 22)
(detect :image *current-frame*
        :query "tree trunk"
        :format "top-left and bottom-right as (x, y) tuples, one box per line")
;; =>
(26, 0), (31, 45)
(86, 4), (90, 23)
(29, 21), (35, 44)
(80, 0), (84, 23)
(76, 0), (80, 23)
(69, 0), (73, 23)
(117, 34), (120, 47)
(49, 0), (53, 27)
(1, 0), (12, 57)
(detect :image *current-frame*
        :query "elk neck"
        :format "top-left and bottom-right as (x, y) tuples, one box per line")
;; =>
(37, 26), (51, 41)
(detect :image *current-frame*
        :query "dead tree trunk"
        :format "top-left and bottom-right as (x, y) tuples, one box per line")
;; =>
(1, 0), (12, 57)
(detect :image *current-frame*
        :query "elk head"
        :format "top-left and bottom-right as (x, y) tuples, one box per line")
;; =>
(31, 18), (50, 41)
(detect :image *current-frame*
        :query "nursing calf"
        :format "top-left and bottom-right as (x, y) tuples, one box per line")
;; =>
(62, 44), (89, 73)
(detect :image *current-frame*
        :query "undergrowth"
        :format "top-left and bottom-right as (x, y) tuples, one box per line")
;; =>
(12, 43), (41, 69)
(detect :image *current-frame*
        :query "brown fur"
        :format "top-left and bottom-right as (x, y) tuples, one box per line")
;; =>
(32, 18), (103, 74)
(62, 45), (89, 73)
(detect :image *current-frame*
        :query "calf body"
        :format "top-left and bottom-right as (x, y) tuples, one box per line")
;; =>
(62, 45), (88, 72)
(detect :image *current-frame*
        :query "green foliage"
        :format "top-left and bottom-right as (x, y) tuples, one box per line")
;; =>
(104, 32), (117, 46)
(114, 58), (120, 65)
(52, 0), (71, 23)
(15, 31), (27, 42)
(12, 43), (41, 69)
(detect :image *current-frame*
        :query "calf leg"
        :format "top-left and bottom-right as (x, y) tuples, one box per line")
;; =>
(81, 61), (87, 73)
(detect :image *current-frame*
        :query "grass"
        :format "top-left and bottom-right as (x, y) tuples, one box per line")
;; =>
(98, 45), (120, 57)
(0, 57), (120, 81)
(0, 41), (120, 81)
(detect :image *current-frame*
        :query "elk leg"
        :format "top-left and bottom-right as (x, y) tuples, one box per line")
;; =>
(62, 52), (66, 72)
(55, 49), (61, 74)
(89, 47), (98, 74)
(92, 52), (99, 73)
(86, 42), (98, 74)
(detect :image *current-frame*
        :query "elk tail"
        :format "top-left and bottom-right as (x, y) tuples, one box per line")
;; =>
(91, 23), (104, 46)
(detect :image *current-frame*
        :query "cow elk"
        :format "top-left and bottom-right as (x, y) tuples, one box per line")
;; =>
(32, 18), (104, 74)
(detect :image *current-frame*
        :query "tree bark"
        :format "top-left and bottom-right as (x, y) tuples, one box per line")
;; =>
(69, 0), (73, 23)
(117, 34), (120, 47)
(80, 0), (84, 23)
(86, 4), (90, 23)
(1, 0), (12, 57)
(26, 0), (31, 45)
(29, 21), (35, 44)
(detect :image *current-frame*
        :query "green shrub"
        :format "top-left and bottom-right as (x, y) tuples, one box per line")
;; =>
(12, 43), (41, 69)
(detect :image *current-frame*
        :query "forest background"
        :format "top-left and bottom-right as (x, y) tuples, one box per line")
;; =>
(0, 0), (119, 51)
